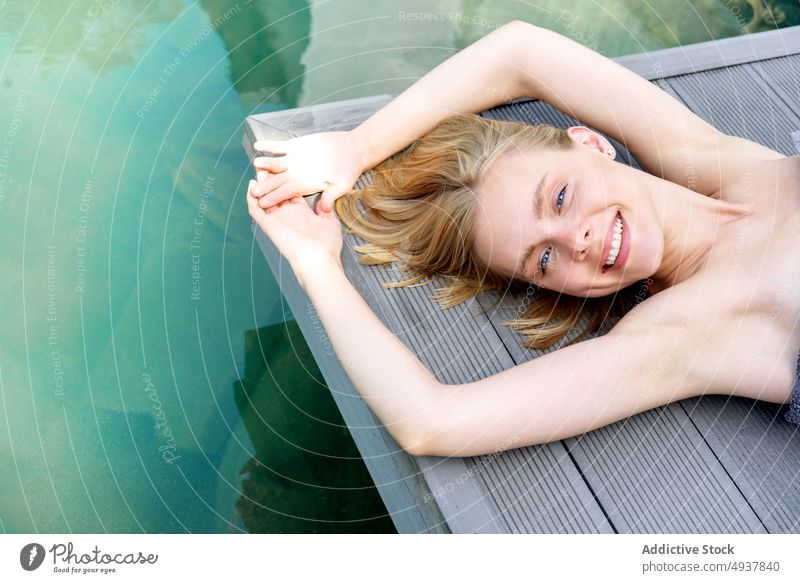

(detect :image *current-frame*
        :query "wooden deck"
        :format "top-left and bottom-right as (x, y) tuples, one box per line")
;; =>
(243, 25), (800, 534)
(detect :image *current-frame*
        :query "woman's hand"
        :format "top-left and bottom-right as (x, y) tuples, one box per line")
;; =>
(247, 180), (344, 289)
(250, 130), (366, 215)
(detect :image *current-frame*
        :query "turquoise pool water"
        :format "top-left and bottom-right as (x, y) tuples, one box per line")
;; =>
(0, 0), (797, 533)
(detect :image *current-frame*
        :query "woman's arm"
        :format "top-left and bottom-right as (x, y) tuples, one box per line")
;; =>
(251, 21), (534, 212)
(353, 20), (781, 195)
(305, 257), (705, 458)
(511, 23), (784, 195)
(302, 256), (439, 454)
(252, 20), (770, 210)
(246, 185), (438, 453)
(348, 22), (536, 170)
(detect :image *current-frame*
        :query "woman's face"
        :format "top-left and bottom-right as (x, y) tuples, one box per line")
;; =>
(472, 127), (664, 298)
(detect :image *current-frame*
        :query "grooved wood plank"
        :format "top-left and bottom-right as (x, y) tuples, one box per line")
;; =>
(664, 63), (800, 155)
(614, 25), (800, 80)
(658, 55), (800, 533)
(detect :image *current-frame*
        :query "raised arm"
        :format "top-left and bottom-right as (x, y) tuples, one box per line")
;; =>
(251, 21), (535, 212)
(510, 22), (784, 195)
(247, 183), (439, 452)
(251, 21), (780, 211)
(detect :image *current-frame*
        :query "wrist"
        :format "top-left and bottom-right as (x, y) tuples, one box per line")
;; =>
(293, 252), (345, 293)
(348, 126), (374, 171)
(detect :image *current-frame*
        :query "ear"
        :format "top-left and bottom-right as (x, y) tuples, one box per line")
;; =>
(566, 126), (614, 158)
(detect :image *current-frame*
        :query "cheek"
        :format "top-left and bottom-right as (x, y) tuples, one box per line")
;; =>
(560, 269), (596, 297)
(630, 206), (664, 272)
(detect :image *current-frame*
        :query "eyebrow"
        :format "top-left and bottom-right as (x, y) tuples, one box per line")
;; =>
(516, 172), (548, 274)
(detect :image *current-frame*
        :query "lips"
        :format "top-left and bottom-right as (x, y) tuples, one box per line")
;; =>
(601, 210), (630, 273)
(600, 211), (619, 271)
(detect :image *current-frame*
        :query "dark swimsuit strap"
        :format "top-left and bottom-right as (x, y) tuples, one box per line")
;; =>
(784, 351), (800, 424)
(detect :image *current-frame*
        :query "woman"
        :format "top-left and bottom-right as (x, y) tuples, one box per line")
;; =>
(246, 21), (800, 458)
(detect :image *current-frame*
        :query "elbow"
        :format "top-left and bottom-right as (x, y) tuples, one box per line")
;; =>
(391, 412), (441, 457)
(493, 20), (538, 52)
(400, 429), (471, 458)
(499, 20), (541, 44)
(502, 19), (537, 33)
(398, 429), (440, 458)
(391, 382), (448, 457)
(493, 20), (542, 97)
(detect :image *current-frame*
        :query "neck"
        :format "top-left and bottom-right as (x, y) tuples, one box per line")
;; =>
(646, 176), (754, 295)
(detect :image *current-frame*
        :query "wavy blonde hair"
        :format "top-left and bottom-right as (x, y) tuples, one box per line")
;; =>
(335, 113), (634, 350)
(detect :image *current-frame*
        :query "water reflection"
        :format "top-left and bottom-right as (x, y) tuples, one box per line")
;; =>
(198, 0), (311, 111)
(0, 1), (183, 73)
(234, 321), (395, 533)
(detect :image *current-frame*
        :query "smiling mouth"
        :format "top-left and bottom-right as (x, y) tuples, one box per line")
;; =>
(604, 212), (623, 267)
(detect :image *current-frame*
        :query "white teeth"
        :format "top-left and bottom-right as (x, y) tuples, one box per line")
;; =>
(605, 215), (623, 267)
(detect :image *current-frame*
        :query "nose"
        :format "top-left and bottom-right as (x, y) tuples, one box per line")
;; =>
(553, 218), (592, 261)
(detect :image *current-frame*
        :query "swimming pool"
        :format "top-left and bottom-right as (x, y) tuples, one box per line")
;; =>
(1, 0), (797, 533)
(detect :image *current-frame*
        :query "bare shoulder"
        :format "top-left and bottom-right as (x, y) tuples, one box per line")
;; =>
(708, 136), (789, 202)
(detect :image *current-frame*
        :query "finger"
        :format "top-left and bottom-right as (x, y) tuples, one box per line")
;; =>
(259, 182), (304, 208)
(317, 181), (349, 214)
(253, 156), (288, 173)
(253, 139), (290, 154)
(251, 172), (290, 197)
(246, 182), (261, 218)
(247, 183), (272, 227)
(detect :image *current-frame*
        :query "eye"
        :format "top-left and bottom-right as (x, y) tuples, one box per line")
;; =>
(538, 185), (568, 277)
(539, 248), (551, 277)
(555, 185), (567, 213)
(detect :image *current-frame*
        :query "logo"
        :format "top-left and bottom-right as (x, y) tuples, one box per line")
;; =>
(20, 543), (46, 571)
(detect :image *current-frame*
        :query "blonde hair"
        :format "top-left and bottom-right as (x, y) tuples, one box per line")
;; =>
(335, 113), (632, 350)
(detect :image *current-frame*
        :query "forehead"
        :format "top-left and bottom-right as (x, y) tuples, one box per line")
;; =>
(476, 145), (578, 208)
